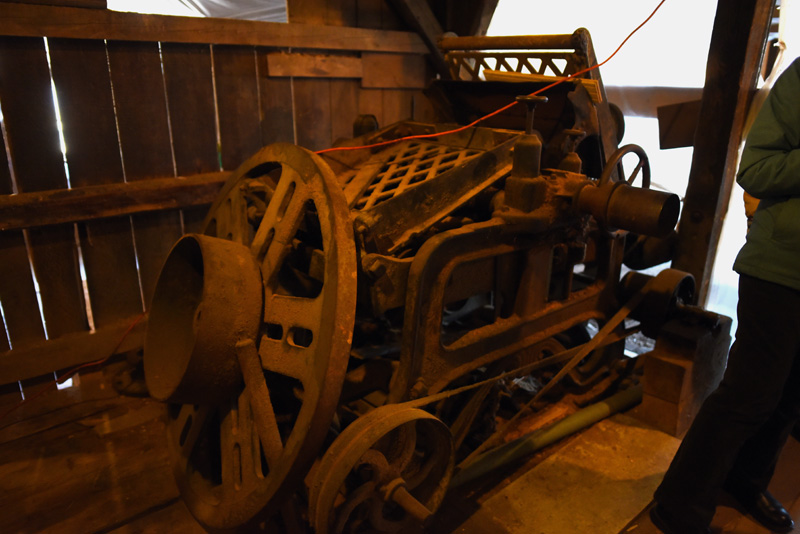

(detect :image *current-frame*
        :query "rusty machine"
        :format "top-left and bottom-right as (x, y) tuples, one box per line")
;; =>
(143, 31), (702, 533)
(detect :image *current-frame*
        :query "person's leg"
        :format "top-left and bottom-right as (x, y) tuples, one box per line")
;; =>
(727, 343), (800, 493)
(653, 275), (800, 530)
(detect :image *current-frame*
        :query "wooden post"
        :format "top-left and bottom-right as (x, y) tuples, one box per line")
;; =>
(386, 0), (450, 78)
(672, 0), (775, 305)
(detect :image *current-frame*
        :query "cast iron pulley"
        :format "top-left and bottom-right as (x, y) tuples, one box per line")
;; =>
(309, 405), (454, 534)
(144, 143), (357, 531)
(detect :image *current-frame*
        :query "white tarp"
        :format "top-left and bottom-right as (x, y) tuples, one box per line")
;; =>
(107, 0), (287, 22)
(177, 0), (288, 22)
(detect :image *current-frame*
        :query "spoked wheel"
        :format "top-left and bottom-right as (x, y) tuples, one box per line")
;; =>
(598, 143), (651, 188)
(309, 405), (454, 534)
(144, 143), (357, 531)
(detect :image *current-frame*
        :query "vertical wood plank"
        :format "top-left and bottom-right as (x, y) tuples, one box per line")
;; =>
(356, 0), (414, 132)
(0, 36), (87, 341)
(286, 0), (327, 25)
(379, 0), (405, 30)
(213, 45), (262, 171)
(329, 0), (358, 26)
(0, 122), (45, 351)
(357, 0), (386, 128)
(257, 50), (296, 146)
(106, 42), (174, 181)
(382, 88), (413, 124)
(0, 313), (7, 354)
(161, 43), (219, 176)
(289, 0), (330, 151)
(329, 0), (358, 148)
(47, 38), (143, 328)
(358, 89), (385, 128)
(413, 88), (439, 122)
(330, 79), (359, 142)
(161, 43), (219, 233)
(106, 40), (183, 308)
(0, 229), (43, 349)
(356, 0), (383, 29)
(293, 78), (333, 151)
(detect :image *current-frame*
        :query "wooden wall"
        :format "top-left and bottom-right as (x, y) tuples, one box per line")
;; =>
(0, 1), (433, 389)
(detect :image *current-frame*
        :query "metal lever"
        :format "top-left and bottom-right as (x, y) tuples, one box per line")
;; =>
(516, 94), (548, 135)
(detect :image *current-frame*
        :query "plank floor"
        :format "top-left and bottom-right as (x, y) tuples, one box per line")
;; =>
(1, 365), (798, 534)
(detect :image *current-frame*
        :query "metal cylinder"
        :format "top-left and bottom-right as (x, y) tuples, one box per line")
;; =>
(607, 184), (680, 237)
(577, 181), (680, 237)
(144, 234), (263, 404)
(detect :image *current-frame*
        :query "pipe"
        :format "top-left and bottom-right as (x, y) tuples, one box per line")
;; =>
(438, 34), (576, 52)
(450, 384), (643, 488)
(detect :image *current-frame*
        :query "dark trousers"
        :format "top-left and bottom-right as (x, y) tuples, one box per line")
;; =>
(654, 274), (800, 529)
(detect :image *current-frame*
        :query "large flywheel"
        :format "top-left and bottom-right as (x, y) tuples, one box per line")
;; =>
(144, 143), (357, 531)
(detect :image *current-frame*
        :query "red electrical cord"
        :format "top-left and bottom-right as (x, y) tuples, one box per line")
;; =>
(0, 311), (147, 427)
(315, 0), (668, 155)
(0, 1), (668, 429)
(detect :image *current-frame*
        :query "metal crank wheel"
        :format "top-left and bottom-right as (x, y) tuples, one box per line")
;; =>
(309, 405), (454, 534)
(144, 143), (357, 531)
(598, 143), (651, 188)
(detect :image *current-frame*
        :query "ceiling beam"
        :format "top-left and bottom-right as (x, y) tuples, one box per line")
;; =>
(0, 2), (427, 53)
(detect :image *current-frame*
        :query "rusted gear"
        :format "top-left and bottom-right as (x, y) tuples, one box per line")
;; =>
(309, 405), (454, 534)
(146, 143), (357, 531)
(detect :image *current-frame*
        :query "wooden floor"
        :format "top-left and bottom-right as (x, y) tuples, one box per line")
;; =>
(1, 363), (799, 534)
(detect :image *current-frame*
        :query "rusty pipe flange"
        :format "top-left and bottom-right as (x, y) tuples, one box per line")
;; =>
(309, 405), (454, 534)
(620, 268), (695, 338)
(144, 233), (262, 405)
(163, 143), (357, 532)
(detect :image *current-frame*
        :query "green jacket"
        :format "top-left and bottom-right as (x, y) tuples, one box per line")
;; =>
(733, 57), (800, 291)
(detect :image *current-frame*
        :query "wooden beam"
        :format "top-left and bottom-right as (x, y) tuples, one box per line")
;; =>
(266, 52), (362, 78)
(0, 171), (227, 230)
(362, 53), (426, 88)
(470, 0), (500, 36)
(445, 0), (500, 37)
(672, 0), (775, 305)
(386, 0), (451, 78)
(604, 86), (703, 118)
(657, 100), (703, 149)
(0, 2), (427, 53)
(0, 314), (147, 385)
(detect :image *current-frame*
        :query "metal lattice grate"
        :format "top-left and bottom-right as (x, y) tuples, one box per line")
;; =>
(445, 52), (576, 81)
(353, 141), (481, 210)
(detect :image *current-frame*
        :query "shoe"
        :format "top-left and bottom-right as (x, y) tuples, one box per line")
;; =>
(649, 503), (711, 534)
(724, 486), (795, 533)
